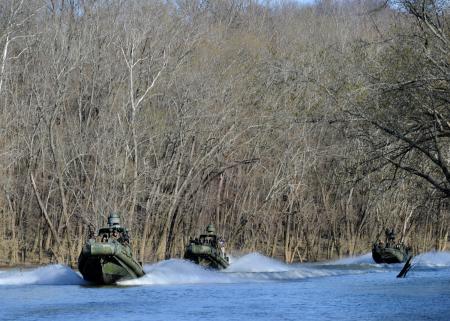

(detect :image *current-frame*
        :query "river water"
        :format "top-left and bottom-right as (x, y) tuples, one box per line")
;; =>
(1, 252), (449, 321)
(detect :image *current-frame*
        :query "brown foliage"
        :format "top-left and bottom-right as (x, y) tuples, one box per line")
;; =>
(0, 0), (448, 265)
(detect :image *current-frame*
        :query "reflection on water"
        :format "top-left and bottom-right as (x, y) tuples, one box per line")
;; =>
(1, 251), (450, 321)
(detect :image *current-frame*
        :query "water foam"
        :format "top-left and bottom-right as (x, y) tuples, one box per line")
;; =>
(413, 251), (450, 267)
(121, 253), (367, 286)
(119, 259), (238, 285)
(6, 251), (446, 287)
(226, 253), (365, 280)
(0, 264), (84, 286)
(326, 253), (374, 266)
(225, 253), (291, 273)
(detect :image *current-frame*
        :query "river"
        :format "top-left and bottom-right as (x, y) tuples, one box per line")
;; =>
(1, 252), (449, 321)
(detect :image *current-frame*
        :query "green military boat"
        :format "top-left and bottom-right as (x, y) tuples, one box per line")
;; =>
(78, 213), (145, 285)
(184, 224), (230, 270)
(372, 229), (411, 264)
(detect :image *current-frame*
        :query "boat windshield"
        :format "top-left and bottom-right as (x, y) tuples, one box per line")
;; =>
(198, 234), (217, 247)
(98, 227), (126, 235)
(96, 227), (129, 244)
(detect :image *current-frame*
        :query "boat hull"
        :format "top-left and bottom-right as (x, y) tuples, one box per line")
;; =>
(78, 241), (145, 285)
(372, 246), (410, 264)
(184, 244), (229, 270)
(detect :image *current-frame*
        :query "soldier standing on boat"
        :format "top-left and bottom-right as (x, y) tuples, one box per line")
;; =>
(206, 224), (227, 256)
(111, 229), (119, 240)
(108, 212), (121, 228)
(219, 237), (226, 256)
(206, 224), (216, 246)
(121, 229), (130, 245)
(386, 229), (396, 247)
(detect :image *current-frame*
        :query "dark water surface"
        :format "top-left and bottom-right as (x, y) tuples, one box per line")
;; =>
(1, 252), (449, 321)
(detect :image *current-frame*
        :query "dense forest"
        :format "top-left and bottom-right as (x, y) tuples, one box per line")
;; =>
(0, 0), (448, 266)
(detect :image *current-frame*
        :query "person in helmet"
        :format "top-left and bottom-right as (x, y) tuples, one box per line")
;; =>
(108, 213), (121, 228)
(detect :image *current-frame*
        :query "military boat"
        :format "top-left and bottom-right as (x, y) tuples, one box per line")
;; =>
(372, 229), (411, 264)
(184, 224), (229, 270)
(78, 213), (145, 285)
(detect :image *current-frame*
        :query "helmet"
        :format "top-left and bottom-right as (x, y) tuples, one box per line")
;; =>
(108, 213), (121, 227)
(206, 224), (216, 235)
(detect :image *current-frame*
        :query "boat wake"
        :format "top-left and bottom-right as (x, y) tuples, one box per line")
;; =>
(119, 253), (366, 286)
(413, 251), (450, 268)
(1, 251), (449, 287)
(119, 259), (237, 285)
(0, 264), (85, 286)
(322, 251), (450, 268)
(326, 253), (374, 265)
(225, 253), (291, 273)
